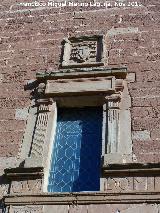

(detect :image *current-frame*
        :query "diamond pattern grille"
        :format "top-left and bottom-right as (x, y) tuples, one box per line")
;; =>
(48, 107), (102, 192)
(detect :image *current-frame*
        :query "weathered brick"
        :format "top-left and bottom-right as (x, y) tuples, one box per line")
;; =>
(131, 106), (160, 118)
(133, 140), (160, 154)
(132, 97), (160, 107)
(0, 98), (30, 109)
(0, 83), (30, 98)
(0, 120), (25, 132)
(0, 143), (20, 157)
(134, 153), (160, 163)
(0, 131), (23, 145)
(151, 129), (160, 140)
(0, 109), (15, 120)
(132, 117), (160, 131)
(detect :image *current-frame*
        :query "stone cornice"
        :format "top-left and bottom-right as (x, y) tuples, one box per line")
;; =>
(36, 67), (127, 80)
(4, 192), (160, 205)
(102, 163), (160, 176)
(4, 167), (44, 180)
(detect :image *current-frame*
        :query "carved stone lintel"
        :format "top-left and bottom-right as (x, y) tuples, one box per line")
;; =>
(45, 77), (114, 96)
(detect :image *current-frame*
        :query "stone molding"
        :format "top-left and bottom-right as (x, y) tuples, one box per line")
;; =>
(36, 67), (127, 80)
(4, 167), (43, 180)
(4, 192), (160, 205)
(4, 163), (160, 209)
(102, 163), (160, 176)
(4, 167), (43, 197)
(101, 163), (160, 193)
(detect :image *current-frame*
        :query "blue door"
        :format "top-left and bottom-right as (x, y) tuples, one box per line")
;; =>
(48, 107), (102, 192)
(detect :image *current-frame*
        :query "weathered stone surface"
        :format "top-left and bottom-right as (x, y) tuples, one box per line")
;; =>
(15, 108), (29, 120)
(0, 157), (18, 175)
(46, 77), (114, 95)
(0, 74), (3, 84)
(132, 130), (151, 141)
(103, 153), (132, 164)
(0, 183), (9, 199)
(44, 205), (68, 213)
(10, 179), (42, 194)
(69, 205), (88, 213)
(89, 204), (133, 213)
(120, 204), (158, 213)
(107, 27), (139, 37)
(9, 205), (43, 213)
(126, 73), (136, 83)
(103, 175), (160, 193)
(89, 204), (112, 213)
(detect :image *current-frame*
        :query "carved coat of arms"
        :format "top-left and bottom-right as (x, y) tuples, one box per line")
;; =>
(62, 35), (104, 68)
(76, 45), (90, 62)
(70, 45), (90, 63)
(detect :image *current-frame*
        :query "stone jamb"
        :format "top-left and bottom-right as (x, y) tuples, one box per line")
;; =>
(102, 78), (132, 165)
(43, 102), (57, 193)
(24, 98), (53, 168)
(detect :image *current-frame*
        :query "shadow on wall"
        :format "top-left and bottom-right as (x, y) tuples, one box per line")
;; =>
(0, 175), (9, 213)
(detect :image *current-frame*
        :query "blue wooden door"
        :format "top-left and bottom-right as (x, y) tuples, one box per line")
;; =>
(48, 107), (102, 192)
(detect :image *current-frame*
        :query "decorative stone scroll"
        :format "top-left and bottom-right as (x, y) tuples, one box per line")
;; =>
(62, 35), (104, 68)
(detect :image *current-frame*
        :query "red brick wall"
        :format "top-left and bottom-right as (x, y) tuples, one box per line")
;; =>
(0, 0), (160, 162)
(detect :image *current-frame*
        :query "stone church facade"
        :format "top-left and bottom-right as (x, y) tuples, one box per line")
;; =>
(0, 0), (160, 212)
